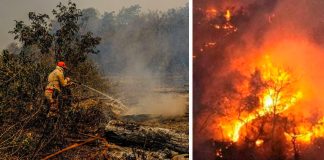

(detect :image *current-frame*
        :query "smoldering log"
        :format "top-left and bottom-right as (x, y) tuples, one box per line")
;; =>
(105, 120), (189, 153)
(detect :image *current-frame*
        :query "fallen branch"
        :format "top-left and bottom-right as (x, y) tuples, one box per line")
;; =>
(41, 136), (100, 160)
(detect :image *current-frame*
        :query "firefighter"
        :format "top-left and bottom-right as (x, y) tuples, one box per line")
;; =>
(45, 61), (71, 117)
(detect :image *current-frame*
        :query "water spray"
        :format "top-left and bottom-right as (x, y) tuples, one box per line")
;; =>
(72, 80), (127, 112)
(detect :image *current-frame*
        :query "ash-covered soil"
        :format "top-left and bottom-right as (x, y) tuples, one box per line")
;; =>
(105, 113), (189, 160)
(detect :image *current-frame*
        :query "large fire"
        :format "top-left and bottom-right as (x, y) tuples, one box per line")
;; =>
(194, 1), (324, 159)
(224, 56), (304, 142)
(209, 54), (324, 159)
(217, 55), (324, 145)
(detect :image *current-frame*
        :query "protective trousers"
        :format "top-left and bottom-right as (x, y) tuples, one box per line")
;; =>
(45, 89), (59, 117)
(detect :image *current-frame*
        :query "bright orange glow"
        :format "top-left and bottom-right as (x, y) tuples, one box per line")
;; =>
(206, 8), (217, 19)
(263, 89), (275, 109)
(285, 117), (324, 143)
(214, 54), (324, 146)
(255, 139), (264, 147)
(206, 8), (217, 14)
(195, 2), (324, 158)
(224, 9), (231, 21)
(226, 56), (303, 142)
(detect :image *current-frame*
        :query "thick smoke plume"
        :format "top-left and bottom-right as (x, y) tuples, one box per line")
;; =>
(194, 0), (324, 159)
(79, 5), (189, 116)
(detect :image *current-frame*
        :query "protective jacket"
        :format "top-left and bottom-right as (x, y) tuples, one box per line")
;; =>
(45, 66), (69, 92)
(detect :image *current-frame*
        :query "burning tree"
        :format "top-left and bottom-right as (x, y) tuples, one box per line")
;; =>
(194, 1), (324, 159)
(196, 55), (324, 159)
(206, 56), (324, 160)
(228, 57), (302, 159)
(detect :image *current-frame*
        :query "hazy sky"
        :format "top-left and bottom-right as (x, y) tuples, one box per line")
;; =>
(0, 0), (188, 50)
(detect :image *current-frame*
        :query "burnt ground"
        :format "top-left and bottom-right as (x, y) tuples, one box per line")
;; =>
(105, 113), (189, 159)
(104, 92), (189, 159)
(33, 91), (189, 159)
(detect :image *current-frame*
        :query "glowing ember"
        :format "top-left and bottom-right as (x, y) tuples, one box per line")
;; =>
(255, 139), (264, 147)
(213, 22), (238, 34)
(215, 148), (223, 158)
(204, 42), (217, 47)
(214, 25), (221, 29)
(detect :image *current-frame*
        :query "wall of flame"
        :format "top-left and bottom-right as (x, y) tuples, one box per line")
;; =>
(194, 0), (324, 159)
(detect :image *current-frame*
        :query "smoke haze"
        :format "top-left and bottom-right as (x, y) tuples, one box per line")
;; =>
(2, 1), (189, 116)
(77, 4), (189, 116)
(0, 0), (187, 49)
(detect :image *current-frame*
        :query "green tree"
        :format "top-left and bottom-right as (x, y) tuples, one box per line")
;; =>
(0, 1), (106, 158)
(52, 1), (101, 68)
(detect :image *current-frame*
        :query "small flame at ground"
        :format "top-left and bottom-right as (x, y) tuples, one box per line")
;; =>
(224, 9), (231, 21)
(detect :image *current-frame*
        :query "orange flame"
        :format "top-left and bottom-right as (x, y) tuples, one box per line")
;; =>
(224, 9), (231, 21)
(215, 54), (324, 147)
(285, 117), (324, 143)
(226, 56), (303, 142)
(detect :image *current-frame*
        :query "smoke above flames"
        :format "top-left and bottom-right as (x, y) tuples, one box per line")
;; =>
(194, 0), (324, 159)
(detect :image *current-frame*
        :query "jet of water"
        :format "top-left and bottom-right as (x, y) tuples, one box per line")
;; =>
(74, 81), (128, 112)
